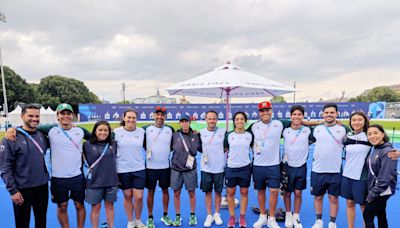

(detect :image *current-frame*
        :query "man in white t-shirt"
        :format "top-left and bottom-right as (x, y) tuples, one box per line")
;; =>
(249, 101), (290, 228)
(199, 111), (226, 227)
(311, 103), (347, 228)
(144, 106), (175, 228)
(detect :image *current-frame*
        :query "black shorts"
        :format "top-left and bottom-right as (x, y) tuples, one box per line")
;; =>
(311, 172), (341, 197)
(253, 165), (281, 189)
(118, 170), (146, 190)
(286, 164), (307, 192)
(145, 168), (171, 190)
(200, 171), (224, 193)
(225, 165), (252, 188)
(51, 174), (86, 204)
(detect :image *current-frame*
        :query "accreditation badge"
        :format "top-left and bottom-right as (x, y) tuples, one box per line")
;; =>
(146, 149), (152, 160)
(254, 141), (263, 154)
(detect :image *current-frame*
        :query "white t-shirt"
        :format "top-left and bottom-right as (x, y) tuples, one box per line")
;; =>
(342, 132), (371, 180)
(114, 127), (145, 173)
(49, 126), (84, 178)
(225, 131), (253, 168)
(282, 126), (311, 167)
(199, 128), (226, 173)
(312, 124), (346, 173)
(144, 125), (174, 169)
(249, 120), (283, 166)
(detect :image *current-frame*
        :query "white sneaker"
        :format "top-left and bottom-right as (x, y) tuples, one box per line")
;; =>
(204, 214), (214, 227)
(135, 220), (146, 228)
(253, 214), (268, 228)
(127, 221), (135, 228)
(267, 217), (280, 228)
(292, 214), (302, 228)
(328, 222), (337, 228)
(213, 213), (223, 225)
(311, 219), (323, 228)
(285, 212), (293, 228)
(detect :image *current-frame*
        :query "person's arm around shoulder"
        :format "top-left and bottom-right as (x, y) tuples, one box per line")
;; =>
(388, 150), (400, 160)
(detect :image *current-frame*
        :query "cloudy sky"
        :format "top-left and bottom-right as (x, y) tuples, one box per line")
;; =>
(1, 0), (399, 103)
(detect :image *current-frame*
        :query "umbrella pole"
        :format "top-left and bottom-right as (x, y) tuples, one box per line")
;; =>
(226, 90), (230, 131)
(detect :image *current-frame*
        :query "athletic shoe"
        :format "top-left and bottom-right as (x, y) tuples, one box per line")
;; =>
(146, 218), (155, 228)
(267, 217), (280, 228)
(173, 215), (182, 227)
(328, 222), (337, 228)
(136, 220), (146, 228)
(253, 214), (268, 228)
(227, 216), (236, 228)
(204, 214), (214, 227)
(189, 214), (198, 226)
(161, 215), (173, 226)
(239, 214), (247, 228)
(128, 221), (136, 228)
(292, 214), (302, 228)
(214, 213), (223, 225)
(284, 212), (293, 228)
(311, 219), (323, 228)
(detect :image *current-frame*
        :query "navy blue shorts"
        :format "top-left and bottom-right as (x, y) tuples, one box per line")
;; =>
(51, 174), (86, 204)
(253, 165), (281, 189)
(200, 171), (224, 193)
(287, 164), (307, 192)
(225, 165), (252, 188)
(340, 176), (367, 204)
(145, 168), (171, 190)
(118, 170), (146, 190)
(310, 172), (341, 197)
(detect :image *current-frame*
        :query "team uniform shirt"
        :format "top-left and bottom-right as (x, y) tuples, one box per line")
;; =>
(114, 127), (145, 173)
(224, 131), (253, 168)
(49, 126), (85, 178)
(312, 124), (347, 173)
(342, 132), (371, 180)
(249, 120), (284, 167)
(144, 125), (174, 169)
(282, 126), (312, 167)
(199, 128), (226, 173)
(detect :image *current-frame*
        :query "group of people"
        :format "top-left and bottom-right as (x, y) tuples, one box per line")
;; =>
(0, 101), (398, 228)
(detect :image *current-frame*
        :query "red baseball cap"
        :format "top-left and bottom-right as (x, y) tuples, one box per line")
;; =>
(258, 101), (272, 111)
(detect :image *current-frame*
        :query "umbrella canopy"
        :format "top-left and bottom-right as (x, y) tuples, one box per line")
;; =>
(167, 62), (295, 98)
(166, 62), (296, 129)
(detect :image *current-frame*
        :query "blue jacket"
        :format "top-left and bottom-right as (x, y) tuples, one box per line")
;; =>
(171, 129), (202, 172)
(0, 129), (49, 195)
(367, 142), (398, 202)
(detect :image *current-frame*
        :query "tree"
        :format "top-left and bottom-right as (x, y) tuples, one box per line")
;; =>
(270, 96), (286, 103)
(0, 66), (37, 110)
(37, 75), (101, 108)
(349, 86), (400, 102)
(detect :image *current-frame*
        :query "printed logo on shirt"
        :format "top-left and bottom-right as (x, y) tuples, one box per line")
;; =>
(0, 145), (5, 152)
(23, 140), (27, 144)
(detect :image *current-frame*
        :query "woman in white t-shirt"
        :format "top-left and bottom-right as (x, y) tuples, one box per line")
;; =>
(224, 111), (253, 228)
(114, 109), (146, 228)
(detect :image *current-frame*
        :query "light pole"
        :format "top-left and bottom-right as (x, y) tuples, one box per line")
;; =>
(0, 11), (8, 127)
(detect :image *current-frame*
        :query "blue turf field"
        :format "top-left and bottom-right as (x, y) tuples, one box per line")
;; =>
(1, 144), (399, 228)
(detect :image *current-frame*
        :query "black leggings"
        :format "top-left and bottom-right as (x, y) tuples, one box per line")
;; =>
(363, 195), (390, 228)
(13, 183), (49, 228)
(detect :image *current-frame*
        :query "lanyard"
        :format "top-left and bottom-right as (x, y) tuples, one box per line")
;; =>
(58, 127), (81, 150)
(324, 125), (343, 148)
(84, 143), (109, 170)
(208, 127), (218, 145)
(179, 132), (190, 153)
(149, 125), (164, 149)
(287, 126), (304, 148)
(17, 128), (44, 155)
(262, 121), (272, 140)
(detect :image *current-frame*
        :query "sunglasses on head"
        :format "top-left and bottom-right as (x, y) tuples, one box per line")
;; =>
(155, 106), (166, 112)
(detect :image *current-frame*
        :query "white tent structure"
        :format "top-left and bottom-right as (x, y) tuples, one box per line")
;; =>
(8, 105), (22, 127)
(167, 62), (296, 129)
(44, 106), (57, 124)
